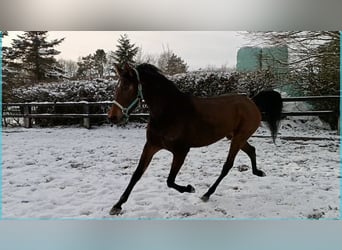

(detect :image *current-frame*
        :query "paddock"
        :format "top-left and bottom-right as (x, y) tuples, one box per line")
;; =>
(2, 121), (340, 219)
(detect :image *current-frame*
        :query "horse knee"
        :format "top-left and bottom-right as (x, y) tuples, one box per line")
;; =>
(249, 146), (256, 157)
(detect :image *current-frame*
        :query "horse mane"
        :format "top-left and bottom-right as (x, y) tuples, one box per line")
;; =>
(136, 63), (182, 96)
(136, 63), (163, 76)
(136, 63), (192, 117)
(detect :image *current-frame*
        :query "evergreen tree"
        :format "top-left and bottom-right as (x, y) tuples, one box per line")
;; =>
(158, 49), (188, 75)
(76, 54), (94, 80)
(2, 32), (14, 80)
(2, 31), (17, 79)
(10, 31), (65, 82)
(2, 31), (34, 101)
(76, 50), (108, 80)
(93, 49), (107, 78)
(112, 34), (139, 66)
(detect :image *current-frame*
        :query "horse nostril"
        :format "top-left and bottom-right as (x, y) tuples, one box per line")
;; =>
(109, 115), (118, 123)
(108, 112), (116, 122)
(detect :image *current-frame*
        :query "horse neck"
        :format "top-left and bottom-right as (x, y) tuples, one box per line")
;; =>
(141, 79), (187, 118)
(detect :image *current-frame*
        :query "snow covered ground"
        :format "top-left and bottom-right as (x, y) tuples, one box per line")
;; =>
(2, 118), (340, 219)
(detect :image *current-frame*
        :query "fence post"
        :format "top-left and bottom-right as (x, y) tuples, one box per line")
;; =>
(23, 105), (32, 128)
(83, 102), (90, 129)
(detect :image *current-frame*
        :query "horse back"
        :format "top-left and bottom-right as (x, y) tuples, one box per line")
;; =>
(191, 94), (261, 126)
(182, 94), (261, 146)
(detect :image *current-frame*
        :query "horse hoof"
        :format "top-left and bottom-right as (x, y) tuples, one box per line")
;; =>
(187, 184), (195, 193)
(201, 195), (209, 202)
(109, 206), (122, 216)
(253, 170), (266, 177)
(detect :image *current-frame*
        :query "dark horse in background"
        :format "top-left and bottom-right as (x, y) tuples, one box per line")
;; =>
(108, 63), (283, 215)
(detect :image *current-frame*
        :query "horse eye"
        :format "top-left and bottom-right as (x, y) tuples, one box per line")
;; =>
(122, 84), (130, 90)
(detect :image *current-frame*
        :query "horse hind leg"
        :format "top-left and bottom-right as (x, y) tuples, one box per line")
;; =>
(166, 148), (195, 193)
(241, 142), (266, 177)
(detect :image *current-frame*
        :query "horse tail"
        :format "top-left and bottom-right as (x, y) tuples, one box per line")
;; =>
(252, 90), (283, 143)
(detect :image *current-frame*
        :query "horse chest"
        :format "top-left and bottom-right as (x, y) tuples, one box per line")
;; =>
(160, 129), (186, 149)
(147, 122), (186, 150)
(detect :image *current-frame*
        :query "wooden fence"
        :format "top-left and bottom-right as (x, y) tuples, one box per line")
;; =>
(2, 96), (339, 129)
(2, 101), (148, 128)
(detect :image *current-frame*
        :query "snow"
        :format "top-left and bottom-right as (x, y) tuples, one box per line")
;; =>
(2, 118), (340, 219)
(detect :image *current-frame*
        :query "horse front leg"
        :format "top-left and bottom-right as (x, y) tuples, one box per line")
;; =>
(109, 142), (160, 215)
(166, 148), (195, 193)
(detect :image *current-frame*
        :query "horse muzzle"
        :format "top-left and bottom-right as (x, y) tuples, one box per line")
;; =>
(108, 109), (123, 125)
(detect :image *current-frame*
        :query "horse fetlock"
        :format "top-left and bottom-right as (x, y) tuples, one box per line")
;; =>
(166, 179), (174, 188)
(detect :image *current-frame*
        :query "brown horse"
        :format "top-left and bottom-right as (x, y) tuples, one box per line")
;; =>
(108, 63), (282, 215)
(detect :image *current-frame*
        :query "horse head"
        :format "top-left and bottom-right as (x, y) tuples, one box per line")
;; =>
(108, 63), (143, 124)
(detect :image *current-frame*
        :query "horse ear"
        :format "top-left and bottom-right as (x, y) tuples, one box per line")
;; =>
(114, 63), (122, 76)
(123, 63), (135, 78)
(123, 63), (131, 71)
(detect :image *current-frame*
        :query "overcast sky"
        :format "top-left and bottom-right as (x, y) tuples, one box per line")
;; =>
(3, 31), (256, 70)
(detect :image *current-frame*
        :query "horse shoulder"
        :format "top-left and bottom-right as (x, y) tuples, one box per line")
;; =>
(146, 118), (187, 150)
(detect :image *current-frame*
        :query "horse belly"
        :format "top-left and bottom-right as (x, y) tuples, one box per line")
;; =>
(189, 136), (225, 148)
(185, 123), (232, 148)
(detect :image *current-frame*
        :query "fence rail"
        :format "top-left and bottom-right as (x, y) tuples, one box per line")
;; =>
(2, 95), (339, 128)
(281, 96), (339, 118)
